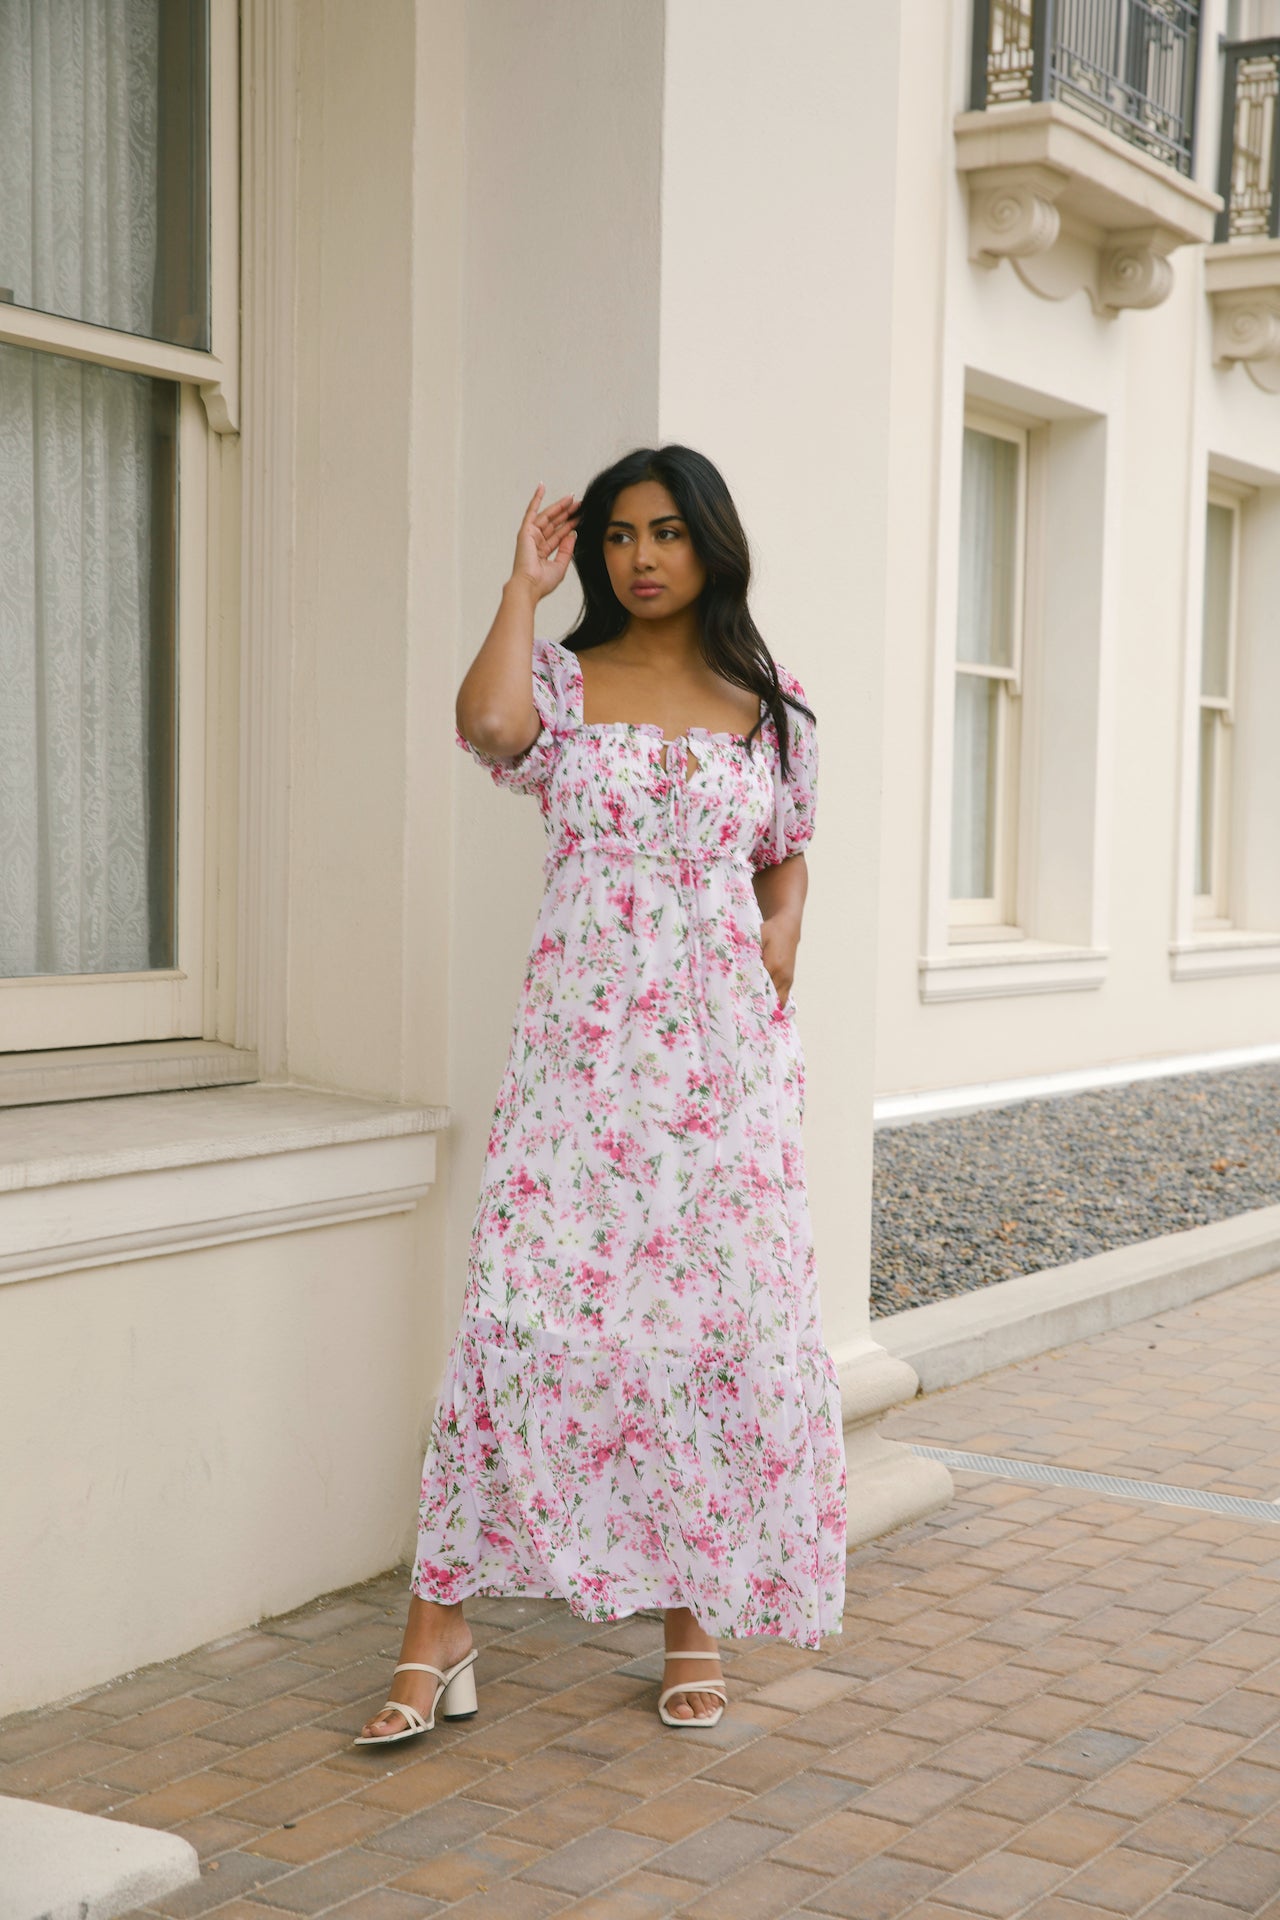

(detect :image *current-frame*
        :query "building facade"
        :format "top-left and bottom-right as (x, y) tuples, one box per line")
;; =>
(877, 0), (1280, 1110)
(2, 0), (1277, 1717)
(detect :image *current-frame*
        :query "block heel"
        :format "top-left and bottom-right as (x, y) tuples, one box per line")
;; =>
(439, 1660), (479, 1718)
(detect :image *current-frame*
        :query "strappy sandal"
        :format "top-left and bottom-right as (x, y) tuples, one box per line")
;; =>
(352, 1649), (480, 1747)
(658, 1648), (727, 1728)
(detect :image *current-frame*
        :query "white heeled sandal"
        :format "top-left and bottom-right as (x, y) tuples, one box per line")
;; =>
(657, 1649), (727, 1728)
(353, 1648), (480, 1747)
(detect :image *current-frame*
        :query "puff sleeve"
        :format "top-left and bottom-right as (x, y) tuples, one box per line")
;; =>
(454, 634), (568, 797)
(750, 663), (818, 872)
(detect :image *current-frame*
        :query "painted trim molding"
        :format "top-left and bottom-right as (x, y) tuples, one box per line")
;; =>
(237, 0), (298, 1075)
(918, 942), (1108, 1003)
(1170, 932), (1280, 980)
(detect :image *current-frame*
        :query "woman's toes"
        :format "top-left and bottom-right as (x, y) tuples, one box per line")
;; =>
(365, 1707), (404, 1737)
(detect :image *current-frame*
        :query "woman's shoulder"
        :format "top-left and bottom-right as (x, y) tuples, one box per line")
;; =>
(773, 659), (809, 706)
(531, 635), (580, 715)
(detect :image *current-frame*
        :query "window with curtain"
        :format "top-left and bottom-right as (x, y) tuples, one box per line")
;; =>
(950, 416), (1026, 932)
(1195, 491), (1239, 925)
(0, 0), (208, 985)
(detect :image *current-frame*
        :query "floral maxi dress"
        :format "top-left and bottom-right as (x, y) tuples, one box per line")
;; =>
(412, 635), (848, 1646)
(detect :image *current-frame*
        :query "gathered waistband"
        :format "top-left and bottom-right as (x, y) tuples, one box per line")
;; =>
(545, 840), (745, 872)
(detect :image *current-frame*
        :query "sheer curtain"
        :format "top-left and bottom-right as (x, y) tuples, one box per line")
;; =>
(951, 676), (996, 900)
(0, 0), (163, 976)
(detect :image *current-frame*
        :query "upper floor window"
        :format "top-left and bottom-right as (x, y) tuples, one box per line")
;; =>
(971, 0), (1202, 177)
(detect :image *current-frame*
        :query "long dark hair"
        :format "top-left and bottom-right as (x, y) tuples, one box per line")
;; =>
(559, 444), (813, 779)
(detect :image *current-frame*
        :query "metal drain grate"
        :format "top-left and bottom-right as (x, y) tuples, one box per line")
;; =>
(909, 1444), (1280, 1525)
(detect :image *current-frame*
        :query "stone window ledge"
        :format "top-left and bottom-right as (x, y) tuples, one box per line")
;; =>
(0, 1083), (448, 1286)
(955, 99), (1221, 315)
(1170, 931), (1280, 981)
(920, 940), (1108, 1003)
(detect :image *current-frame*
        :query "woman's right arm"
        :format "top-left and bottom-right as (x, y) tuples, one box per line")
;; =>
(456, 485), (579, 759)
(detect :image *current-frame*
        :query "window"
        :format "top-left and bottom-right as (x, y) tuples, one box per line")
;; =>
(1194, 491), (1240, 926)
(922, 385), (1111, 1004)
(1171, 470), (1280, 980)
(950, 414), (1026, 935)
(0, 1), (236, 1055)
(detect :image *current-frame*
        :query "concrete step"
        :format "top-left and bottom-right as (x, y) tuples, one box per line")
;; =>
(0, 1795), (199, 1920)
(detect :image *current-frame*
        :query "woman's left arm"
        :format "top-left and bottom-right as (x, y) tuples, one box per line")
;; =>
(753, 854), (808, 1008)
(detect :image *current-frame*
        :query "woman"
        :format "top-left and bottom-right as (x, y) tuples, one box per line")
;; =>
(358, 444), (847, 1744)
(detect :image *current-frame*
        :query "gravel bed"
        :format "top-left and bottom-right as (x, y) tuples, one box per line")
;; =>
(870, 1060), (1280, 1319)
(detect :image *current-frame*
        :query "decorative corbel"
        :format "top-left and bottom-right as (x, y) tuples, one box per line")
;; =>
(967, 164), (1068, 267)
(1203, 241), (1280, 395)
(1093, 227), (1178, 317)
(1211, 290), (1280, 393)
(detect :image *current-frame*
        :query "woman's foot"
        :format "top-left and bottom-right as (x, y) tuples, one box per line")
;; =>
(661, 1605), (725, 1723)
(358, 1596), (474, 1742)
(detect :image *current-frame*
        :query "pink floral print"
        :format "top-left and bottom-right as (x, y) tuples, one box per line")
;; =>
(412, 635), (847, 1646)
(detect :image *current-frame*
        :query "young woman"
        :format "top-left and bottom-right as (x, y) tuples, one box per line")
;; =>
(357, 444), (847, 1745)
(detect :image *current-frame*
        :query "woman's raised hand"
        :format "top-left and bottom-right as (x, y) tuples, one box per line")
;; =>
(511, 483), (580, 599)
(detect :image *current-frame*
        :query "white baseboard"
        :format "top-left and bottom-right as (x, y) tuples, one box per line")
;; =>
(875, 1041), (1280, 1129)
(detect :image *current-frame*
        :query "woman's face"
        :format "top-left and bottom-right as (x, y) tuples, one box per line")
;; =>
(602, 479), (708, 619)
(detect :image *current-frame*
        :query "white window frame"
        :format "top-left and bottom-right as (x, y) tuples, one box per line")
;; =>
(921, 374), (1112, 1005)
(0, 1), (239, 1056)
(1172, 464), (1280, 982)
(1192, 484), (1242, 930)
(949, 406), (1027, 938)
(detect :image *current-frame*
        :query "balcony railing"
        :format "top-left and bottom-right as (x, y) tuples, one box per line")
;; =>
(1215, 39), (1280, 242)
(970, 0), (1201, 177)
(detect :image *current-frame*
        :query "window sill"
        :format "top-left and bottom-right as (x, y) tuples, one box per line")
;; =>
(0, 1039), (260, 1108)
(946, 922), (1027, 944)
(919, 940), (1108, 1003)
(0, 1083), (449, 1286)
(1170, 931), (1280, 981)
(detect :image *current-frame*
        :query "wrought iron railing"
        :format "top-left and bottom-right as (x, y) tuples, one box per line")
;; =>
(970, 0), (1201, 178)
(1216, 40), (1280, 241)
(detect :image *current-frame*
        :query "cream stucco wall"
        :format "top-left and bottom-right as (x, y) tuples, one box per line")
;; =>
(0, 1213), (433, 1714)
(656, 0), (902, 1356)
(445, 3), (665, 1331)
(874, 0), (1280, 1099)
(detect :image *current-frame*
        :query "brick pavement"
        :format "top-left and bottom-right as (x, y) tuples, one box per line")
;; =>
(6, 1271), (1280, 1918)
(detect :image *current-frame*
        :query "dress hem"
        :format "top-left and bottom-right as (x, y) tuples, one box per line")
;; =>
(407, 1574), (847, 1650)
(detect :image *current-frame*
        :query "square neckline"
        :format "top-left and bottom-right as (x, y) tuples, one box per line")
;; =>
(564, 647), (766, 746)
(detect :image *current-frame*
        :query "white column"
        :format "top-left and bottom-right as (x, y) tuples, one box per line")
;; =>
(657, 0), (950, 1538)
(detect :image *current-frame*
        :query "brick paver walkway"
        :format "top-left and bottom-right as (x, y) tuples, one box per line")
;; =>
(6, 1273), (1280, 1918)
